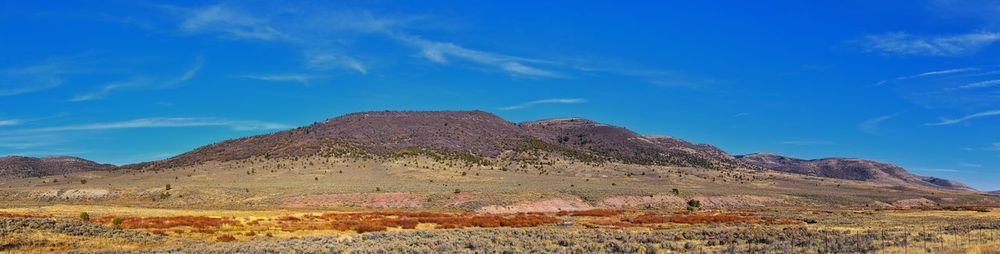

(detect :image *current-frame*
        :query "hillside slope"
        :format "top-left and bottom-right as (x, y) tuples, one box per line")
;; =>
(114, 110), (970, 192)
(736, 153), (971, 190)
(0, 156), (114, 180)
(128, 111), (738, 170)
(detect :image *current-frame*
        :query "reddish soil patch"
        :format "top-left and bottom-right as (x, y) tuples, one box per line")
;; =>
(477, 198), (594, 213)
(889, 198), (937, 209)
(442, 193), (490, 207)
(597, 195), (685, 208)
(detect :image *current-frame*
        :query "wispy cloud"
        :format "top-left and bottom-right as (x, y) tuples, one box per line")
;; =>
(912, 167), (964, 173)
(237, 74), (319, 84)
(876, 67), (979, 86)
(925, 109), (1000, 126)
(178, 4), (291, 41)
(173, 4), (373, 75)
(952, 79), (1000, 90)
(168, 55), (205, 86)
(2, 117), (288, 134)
(70, 77), (151, 102)
(959, 162), (982, 168)
(780, 140), (834, 145)
(306, 53), (367, 74)
(859, 114), (896, 135)
(70, 57), (203, 102)
(911, 68), (978, 77)
(0, 57), (83, 96)
(859, 31), (1000, 56)
(169, 4), (572, 79)
(392, 34), (563, 78)
(0, 134), (61, 149)
(164, 3), (701, 85)
(499, 98), (587, 111)
(0, 119), (21, 127)
(989, 142), (1000, 152)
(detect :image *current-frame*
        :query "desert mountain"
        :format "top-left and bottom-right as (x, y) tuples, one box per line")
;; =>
(126, 111), (740, 170)
(0, 156), (114, 180)
(76, 110), (967, 191)
(736, 153), (971, 190)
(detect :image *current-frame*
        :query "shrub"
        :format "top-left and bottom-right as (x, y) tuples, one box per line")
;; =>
(80, 212), (90, 221)
(686, 199), (701, 213)
(165, 184), (171, 191)
(112, 217), (122, 228)
(216, 234), (237, 242)
(355, 222), (386, 233)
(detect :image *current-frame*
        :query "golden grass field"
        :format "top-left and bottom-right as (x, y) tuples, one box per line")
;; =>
(2, 156), (999, 253)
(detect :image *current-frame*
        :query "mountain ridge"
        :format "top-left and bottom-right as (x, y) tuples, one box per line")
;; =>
(123, 110), (742, 171)
(2, 110), (973, 192)
(0, 155), (114, 180)
(735, 152), (971, 190)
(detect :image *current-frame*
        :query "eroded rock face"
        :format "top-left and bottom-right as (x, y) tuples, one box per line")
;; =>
(736, 153), (972, 190)
(0, 156), (114, 180)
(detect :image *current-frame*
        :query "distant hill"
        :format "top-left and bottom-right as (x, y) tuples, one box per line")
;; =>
(736, 153), (971, 190)
(0, 156), (114, 180)
(125, 111), (741, 170)
(990, 190), (1000, 195)
(98, 110), (967, 191)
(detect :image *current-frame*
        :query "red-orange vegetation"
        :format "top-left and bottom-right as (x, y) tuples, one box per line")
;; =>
(216, 235), (236, 242)
(93, 216), (240, 229)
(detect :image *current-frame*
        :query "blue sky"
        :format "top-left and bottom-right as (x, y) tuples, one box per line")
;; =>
(2, 1), (1000, 190)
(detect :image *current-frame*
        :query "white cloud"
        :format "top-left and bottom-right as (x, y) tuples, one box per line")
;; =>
(911, 167), (964, 173)
(392, 34), (563, 78)
(954, 79), (1000, 90)
(0, 134), (62, 149)
(911, 68), (978, 77)
(70, 57), (202, 102)
(165, 4), (696, 82)
(859, 114), (896, 135)
(0, 119), (21, 127)
(168, 55), (204, 85)
(860, 31), (1000, 56)
(179, 4), (290, 41)
(238, 74), (318, 84)
(3, 117), (288, 134)
(959, 162), (982, 168)
(0, 57), (81, 96)
(780, 140), (834, 145)
(877, 67), (979, 85)
(307, 53), (367, 74)
(989, 142), (1000, 152)
(925, 109), (1000, 126)
(70, 77), (150, 102)
(499, 98), (587, 111)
